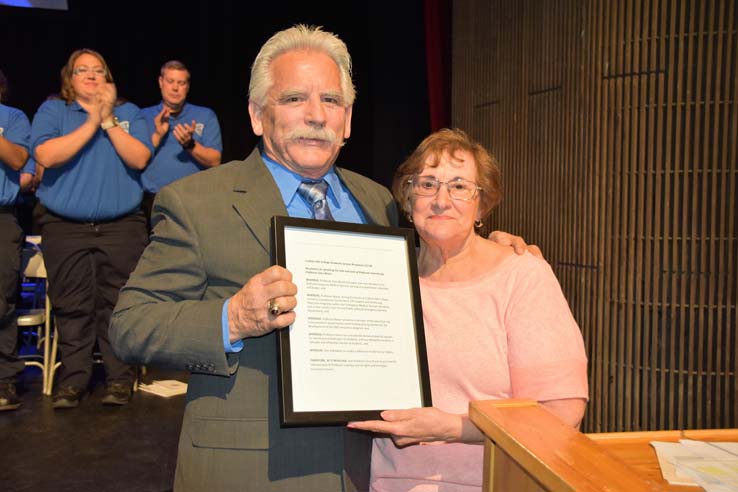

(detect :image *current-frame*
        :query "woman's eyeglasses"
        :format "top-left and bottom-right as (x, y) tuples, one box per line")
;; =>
(409, 176), (482, 201)
(72, 66), (107, 78)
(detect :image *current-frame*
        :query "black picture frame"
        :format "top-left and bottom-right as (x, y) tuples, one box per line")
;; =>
(271, 216), (432, 426)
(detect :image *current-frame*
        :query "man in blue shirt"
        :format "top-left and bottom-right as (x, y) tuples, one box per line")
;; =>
(31, 49), (152, 409)
(139, 60), (222, 227)
(0, 70), (34, 411)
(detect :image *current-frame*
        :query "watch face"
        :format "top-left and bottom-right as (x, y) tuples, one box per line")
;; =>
(102, 117), (118, 129)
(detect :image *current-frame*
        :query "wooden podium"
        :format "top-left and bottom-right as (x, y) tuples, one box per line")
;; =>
(469, 399), (738, 492)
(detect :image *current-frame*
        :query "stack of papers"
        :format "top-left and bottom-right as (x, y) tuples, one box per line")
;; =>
(137, 379), (188, 398)
(650, 440), (738, 491)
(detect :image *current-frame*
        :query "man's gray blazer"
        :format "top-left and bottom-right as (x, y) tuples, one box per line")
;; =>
(111, 147), (398, 491)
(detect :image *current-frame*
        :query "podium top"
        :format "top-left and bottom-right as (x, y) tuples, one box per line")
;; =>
(469, 399), (667, 492)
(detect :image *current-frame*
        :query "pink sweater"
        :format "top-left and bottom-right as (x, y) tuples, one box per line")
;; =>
(369, 253), (589, 492)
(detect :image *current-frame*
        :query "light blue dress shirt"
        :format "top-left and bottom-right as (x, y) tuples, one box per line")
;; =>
(221, 151), (368, 352)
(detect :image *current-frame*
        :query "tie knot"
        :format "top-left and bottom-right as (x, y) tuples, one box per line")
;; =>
(297, 179), (334, 221)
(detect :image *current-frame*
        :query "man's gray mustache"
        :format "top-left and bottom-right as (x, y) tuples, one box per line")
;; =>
(287, 128), (339, 144)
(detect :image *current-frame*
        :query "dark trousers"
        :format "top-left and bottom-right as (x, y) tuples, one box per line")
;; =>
(0, 209), (24, 382)
(142, 192), (156, 233)
(36, 206), (148, 389)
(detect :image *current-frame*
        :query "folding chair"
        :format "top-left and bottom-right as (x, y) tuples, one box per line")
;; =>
(16, 238), (59, 396)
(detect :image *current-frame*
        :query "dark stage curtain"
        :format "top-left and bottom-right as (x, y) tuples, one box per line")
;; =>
(424, 0), (451, 131)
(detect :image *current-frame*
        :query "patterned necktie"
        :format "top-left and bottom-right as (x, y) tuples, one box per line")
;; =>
(297, 179), (335, 221)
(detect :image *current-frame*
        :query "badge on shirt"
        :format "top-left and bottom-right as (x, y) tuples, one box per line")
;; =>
(119, 120), (130, 133)
(195, 122), (204, 137)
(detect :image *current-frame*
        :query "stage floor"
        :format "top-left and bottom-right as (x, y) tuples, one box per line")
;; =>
(1, 365), (185, 492)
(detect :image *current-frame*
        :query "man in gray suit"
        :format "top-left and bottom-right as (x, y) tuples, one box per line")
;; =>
(111, 25), (527, 491)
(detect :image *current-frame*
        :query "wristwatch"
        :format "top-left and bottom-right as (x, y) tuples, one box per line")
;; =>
(101, 116), (119, 130)
(182, 138), (196, 150)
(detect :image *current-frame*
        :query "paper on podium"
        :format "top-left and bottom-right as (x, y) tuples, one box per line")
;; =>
(650, 440), (738, 491)
(650, 441), (700, 486)
(137, 380), (187, 397)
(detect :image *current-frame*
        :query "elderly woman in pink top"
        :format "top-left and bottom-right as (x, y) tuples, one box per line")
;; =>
(348, 128), (589, 492)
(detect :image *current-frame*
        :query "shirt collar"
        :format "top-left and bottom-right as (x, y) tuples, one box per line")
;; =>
(260, 151), (339, 206)
(158, 101), (188, 119)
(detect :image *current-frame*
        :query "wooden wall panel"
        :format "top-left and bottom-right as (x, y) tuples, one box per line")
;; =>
(452, 0), (737, 433)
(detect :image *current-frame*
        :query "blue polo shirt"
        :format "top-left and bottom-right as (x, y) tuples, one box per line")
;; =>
(31, 99), (152, 221)
(0, 104), (31, 206)
(221, 151), (368, 352)
(21, 158), (37, 177)
(140, 102), (222, 193)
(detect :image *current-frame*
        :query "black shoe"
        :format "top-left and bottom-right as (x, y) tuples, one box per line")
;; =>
(53, 386), (85, 409)
(0, 382), (21, 411)
(102, 383), (132, 406)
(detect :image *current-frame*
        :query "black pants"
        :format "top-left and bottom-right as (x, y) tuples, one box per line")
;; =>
(36, 206), (148, 389)
(0, 209), (24, 382)
(142, 192), (156, 233)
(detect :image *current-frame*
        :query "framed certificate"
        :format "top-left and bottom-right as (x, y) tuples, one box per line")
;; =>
(271, 216), (432, 426)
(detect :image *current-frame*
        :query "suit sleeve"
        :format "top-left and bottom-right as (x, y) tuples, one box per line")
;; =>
(110, 184), (234, 376)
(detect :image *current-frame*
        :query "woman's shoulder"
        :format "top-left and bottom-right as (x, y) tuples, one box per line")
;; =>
(475, 236), (519, 270)
(37, 98), (65, 112)
(115, 100), (142, 114)
(469, 244), (559, 295)
(498, 249), (556, 279)
(422, 239), (518, 286)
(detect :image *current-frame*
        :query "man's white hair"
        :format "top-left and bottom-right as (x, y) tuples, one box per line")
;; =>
(249, 24), (356, 108)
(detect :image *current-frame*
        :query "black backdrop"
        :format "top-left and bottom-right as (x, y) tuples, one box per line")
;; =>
(0, 0), (431, 190)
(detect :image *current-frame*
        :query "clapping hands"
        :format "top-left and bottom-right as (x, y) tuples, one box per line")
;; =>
(173, 119), (196, 148)
(154, 106), (172, 138)
(95, 82), (117, 122)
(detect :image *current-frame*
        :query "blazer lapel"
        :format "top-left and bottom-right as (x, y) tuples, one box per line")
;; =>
(231, 148), (288, 252)
(336, 167), (384, 225)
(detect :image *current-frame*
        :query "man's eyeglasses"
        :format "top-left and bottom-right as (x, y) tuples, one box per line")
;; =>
(409, 176), (482, 201)
(72, 66), (107, 78)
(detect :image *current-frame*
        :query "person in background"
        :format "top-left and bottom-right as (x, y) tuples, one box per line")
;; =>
(349, 128), (588, 492)
(139, 60), (222, 228)
(110, 26), (535, 491)
(0, 69), (35, 411)
(30, 48), (152, 409)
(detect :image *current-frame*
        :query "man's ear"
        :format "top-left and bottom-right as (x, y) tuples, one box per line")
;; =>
(343, 105), (353, 139)
(158, 76), (164, 91)
(248, 101), (264, 136)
